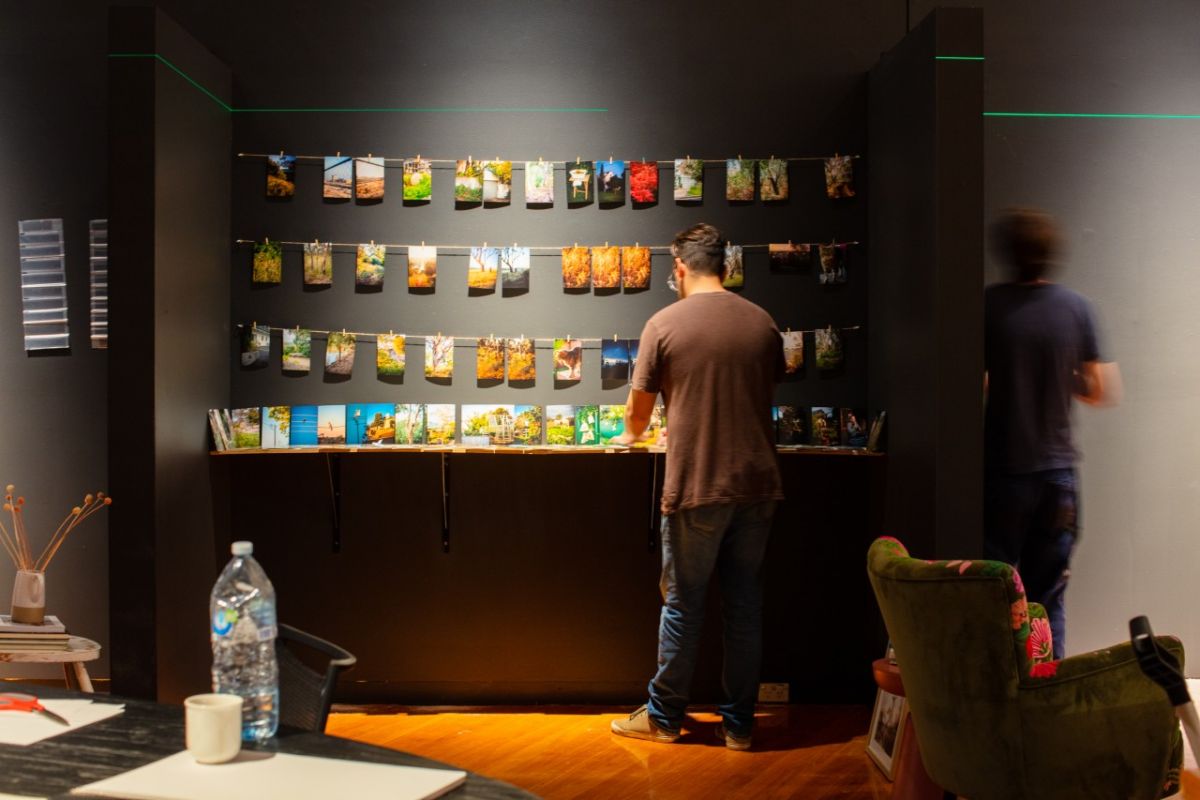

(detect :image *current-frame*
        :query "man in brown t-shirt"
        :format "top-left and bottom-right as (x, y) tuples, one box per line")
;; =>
(610, 223), (784, 750)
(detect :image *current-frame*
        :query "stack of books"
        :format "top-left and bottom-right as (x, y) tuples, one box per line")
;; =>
(0, 614), (69, 651)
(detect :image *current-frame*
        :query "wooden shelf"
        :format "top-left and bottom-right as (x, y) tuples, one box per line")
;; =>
(209, 445), (884, 457)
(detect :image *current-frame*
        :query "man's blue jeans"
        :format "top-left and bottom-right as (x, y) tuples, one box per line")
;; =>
(646, 500), (777, 737)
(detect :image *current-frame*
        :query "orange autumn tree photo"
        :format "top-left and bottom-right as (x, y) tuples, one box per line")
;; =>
(507, 338), (536, 381)
(476, 337), (505, 380)
(562, 246), (591, 289)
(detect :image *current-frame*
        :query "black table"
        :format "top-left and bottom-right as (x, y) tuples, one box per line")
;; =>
(0, 684), (537, 799)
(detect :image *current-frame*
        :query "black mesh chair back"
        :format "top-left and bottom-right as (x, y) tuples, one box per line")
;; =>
(276, 623), (357, 733)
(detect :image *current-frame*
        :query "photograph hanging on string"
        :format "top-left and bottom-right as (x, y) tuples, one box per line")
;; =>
(726, 158), (755, 201)
(325, 332), (356, 377)
(596, 159), (625, 205)
(303, 241), (332, 285)
(575, 404), (600, 445)
(347, 403), (395, 445)
(722, 244), (744, 288)
(394, 404), (427, 445)
(482, 160), (512, 205)
(545, 405), (576, 445)
(356, 243), (386, 287)
(628, 338), (640, 376)
(815, 326), (843, 370)
(468, 246), (500, 290)
(525, 160), (555, 205)
(253, 240), (282, 284)
(553, 337), (583, 382)
(781, 330), (804, 374)
(622, 246), (651, 289)
(231, 408), (262, 449)
(455, 158), (483, 203)
(289, 405), (318, 447)
(629, 160), (659, 204)
(376, 333), (406, 377)
(425, 404), (456, 445)
(599, 405), (626, 445)
(425, 334), (455, 379)
(841, 408), (869, 448)
(769, 242), (811, 273)
(774, 405), (806, 445)
(266, 154), (296, 198)
(476, 337), (505, 381)
(261, 406), (291, 448)
(241, 323), (271, 368)
(592, 246), (621, 289)
(819, 244), (848, 284)
(408, 245), (437, 289)
(500, 246), (530, 291)
(825, 155), (856, 199)
(513, 405), (543, 446)
(674, 158), (704, 201)
(562, 246), (591, 289)
(507, 337), (536, 382)
(758, 158), (789, 201)
(323, 156), (352, 199)
(462, 405), (516, 446)
(810, 406), (840, 447)
(316, 405), (346, 445)
(282, 328), (312, 373)
(355, 156), (385, 200)
(403, 157), (432, 201)
(566, 159), (594, 204)
(601, 338), (630, 381)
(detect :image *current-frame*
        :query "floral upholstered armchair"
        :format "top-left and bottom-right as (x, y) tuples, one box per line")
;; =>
(867, 536), (1183, 800)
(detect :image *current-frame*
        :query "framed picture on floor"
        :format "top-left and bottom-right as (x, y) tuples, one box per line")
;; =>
(866, 687), (907, 780)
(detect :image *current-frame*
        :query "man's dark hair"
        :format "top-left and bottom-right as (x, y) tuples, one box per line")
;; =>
(671, 223), (724, 276)
(991, 207), (1062, 283)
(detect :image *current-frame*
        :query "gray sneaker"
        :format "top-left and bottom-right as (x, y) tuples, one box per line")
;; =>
(610, 705), (680, 743)
(716, 723), (752, 751)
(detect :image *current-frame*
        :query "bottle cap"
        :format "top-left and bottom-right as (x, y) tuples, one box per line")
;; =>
(231, 541), (253, 556)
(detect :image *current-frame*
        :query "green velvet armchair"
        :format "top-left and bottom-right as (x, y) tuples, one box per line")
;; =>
(867, 536), (1183, 800)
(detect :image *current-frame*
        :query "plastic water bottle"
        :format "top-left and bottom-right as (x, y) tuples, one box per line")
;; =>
(210, 540), (279, 742)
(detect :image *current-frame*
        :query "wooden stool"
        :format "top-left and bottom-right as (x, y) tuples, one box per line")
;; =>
(873, 658), (950, 800)
(0, 636), (100, 693)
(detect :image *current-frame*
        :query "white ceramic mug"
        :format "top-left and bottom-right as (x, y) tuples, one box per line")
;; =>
(185, 693), (242, 764)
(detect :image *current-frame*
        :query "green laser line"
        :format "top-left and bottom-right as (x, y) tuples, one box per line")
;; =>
(935, 56), (985, 61)
(985, 111), (1200, 119)
(108, 53), (606, 114)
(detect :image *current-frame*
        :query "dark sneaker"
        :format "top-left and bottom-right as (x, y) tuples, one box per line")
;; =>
(610, 705), (680, 743)
(716, 723), (752, 751)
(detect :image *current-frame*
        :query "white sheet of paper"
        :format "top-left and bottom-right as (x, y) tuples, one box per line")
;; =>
(0, 699), (125, 746)
(71, 750), (468, 800)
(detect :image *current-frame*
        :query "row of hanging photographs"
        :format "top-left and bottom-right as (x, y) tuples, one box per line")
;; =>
(210, 403), (874, 451)
(250, 240), (850, 290)
(241, 326), (844, 381)
(265, 155), (857, 205)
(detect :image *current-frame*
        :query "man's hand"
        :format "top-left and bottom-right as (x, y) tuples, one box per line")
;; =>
(612, 430), (647, 447)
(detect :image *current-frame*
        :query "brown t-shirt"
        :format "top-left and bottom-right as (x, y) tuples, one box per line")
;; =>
(633, 290), (785, 515)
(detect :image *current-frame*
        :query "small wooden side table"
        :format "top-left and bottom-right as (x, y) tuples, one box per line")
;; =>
(0, 636), (100, 693)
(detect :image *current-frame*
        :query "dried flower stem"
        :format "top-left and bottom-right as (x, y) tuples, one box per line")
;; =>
(35, 493), (112, 572)
(0, 486), (112, 574)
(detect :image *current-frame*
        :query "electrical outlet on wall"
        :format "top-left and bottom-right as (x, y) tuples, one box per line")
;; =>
(757, 682), (789, 703)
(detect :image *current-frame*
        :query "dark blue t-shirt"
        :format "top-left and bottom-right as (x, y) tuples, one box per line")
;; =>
(984, 282), (1101, 474)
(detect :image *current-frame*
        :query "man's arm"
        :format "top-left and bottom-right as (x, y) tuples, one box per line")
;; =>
(1075, 361), (1122, 407)
(614, 388), (657, 445)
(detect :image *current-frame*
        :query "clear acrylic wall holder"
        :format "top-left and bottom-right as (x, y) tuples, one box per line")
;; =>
(17, 218), (69, 351)
(89, 219), (108, 349)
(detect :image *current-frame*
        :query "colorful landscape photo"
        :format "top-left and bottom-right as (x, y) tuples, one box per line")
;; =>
(323, 156), (352, 199)
(241, 323), (271, 368)
(468, 247), (500, 290)
(455, 159), (483, 203)
(825, 155), (855, 199)
(819, 244), (847, 284)
(355, 156), (385, 200)
(408, 245), (437, 289)
(261, 406), (291, 448)
(289, 405), (318, 447)
(774, 405), (806, 445)
(525, 160), (554, 205)
(621, 246), (651, 289)
(592, 246), (621, 289)
(403, 158), (432, 201)
(425, 404), (456, 444)
(726, 158), (755, 201)
(513, 405), (542, 445)
(462, 404), (516, 446)
(482, 160), (512, 204)
(394, 404), (427, 445)
(376, 333), (406, 377)
(674, 158), (703, 201)
(575, 404), (600, 445)
(598, 404), (626, 445)
(566, 160), (594, 204)
(815, 327), (843, 370)
(601, 338), (630, 381)
(781, 330), (804, 373)
(759, 158), (789, 201)
(231, 407), (262, 448)
(282, 327), (312, 373)
(810, 406), (839, 447)
(347, 403), (395, 445)
(425, 334), (454, 379)
(545, 405), (575, 445)
(644, 404), (666, 445)
(325, 332), (356, 376)
(253, 240), (282, 284)
(562, 246), (591, 289)
(596, 159), (625, 204)
(841, 408), (869, 447)
(303, 241), (332, 285)
(769, 242), (811, 273)
(629, 160), (658, 204)
(507, 337), (536, 382)
(356, 243), (386, 287)
(500, 246), (530, 290)
(266, 155), (296, 198)
(476, 337), (505, 381)
(722, 244), (744, 288)
(553, 337), (583, 381)
(317, 404), (346, 444)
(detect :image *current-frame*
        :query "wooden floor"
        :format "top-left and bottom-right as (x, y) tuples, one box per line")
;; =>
(327, 705), (893, 800)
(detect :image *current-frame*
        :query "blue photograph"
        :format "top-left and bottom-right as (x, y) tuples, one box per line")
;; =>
(290, 405), (318, 447)
(347, 403), (396, 445)
(601, 338), (630, 381)
(597, 159), (626, 204)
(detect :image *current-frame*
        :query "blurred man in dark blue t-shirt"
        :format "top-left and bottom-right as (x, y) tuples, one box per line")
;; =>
(984, 208), (1122, 659)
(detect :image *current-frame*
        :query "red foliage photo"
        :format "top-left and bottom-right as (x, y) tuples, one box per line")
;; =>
(629, 161), (659, 204)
